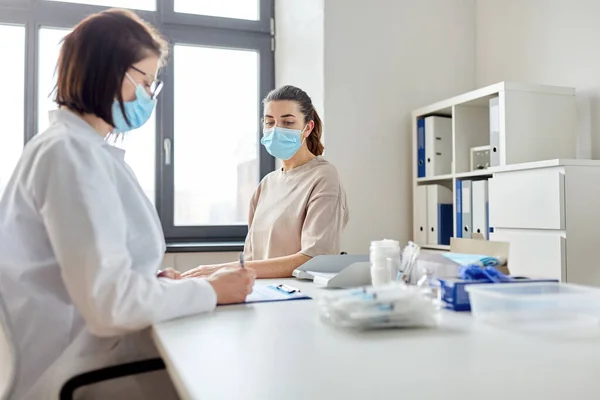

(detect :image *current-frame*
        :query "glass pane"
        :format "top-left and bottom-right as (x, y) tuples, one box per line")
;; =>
(39, 27), (156, 204)
(174, 44), (259, 226)
(0, 25), (25, 198)
(44, 0), (155, 11)
(113, 116), (156, 204)
(175, 0), (259, 21)
(38, 27), (70, 134)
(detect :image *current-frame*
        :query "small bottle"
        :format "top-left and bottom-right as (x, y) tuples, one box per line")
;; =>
(370, 239), (400, 286)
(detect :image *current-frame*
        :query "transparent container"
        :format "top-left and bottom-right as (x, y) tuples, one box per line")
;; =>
(466, 282), (600, 335)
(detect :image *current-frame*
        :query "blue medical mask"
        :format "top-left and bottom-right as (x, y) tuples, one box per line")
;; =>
(261, 126), (306, 160)
(112, 74), (157, 133)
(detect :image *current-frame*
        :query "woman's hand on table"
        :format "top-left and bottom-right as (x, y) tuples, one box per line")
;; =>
(181, 264), (222, 278)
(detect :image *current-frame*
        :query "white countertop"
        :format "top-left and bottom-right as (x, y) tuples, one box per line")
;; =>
(153, 279), (600, 400)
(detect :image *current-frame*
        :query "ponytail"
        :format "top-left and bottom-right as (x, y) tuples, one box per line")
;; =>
(306, 107), (324, 156)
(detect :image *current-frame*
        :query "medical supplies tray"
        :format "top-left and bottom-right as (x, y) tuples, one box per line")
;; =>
(466, 282), (600, 333)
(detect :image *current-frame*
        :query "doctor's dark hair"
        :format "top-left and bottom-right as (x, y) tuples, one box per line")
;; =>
(264, 85), (324, 156)
(54, 8), (168, 127)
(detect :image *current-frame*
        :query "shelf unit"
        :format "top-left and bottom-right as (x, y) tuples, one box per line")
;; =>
(412, 82), (579, 251)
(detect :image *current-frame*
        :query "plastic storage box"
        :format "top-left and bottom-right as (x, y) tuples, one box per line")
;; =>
(438, 277), (558, 311)
(466, 282), (600, 333)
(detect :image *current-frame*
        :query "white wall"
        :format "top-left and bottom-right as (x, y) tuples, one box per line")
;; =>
(274, 0), (324, 116)
(476, 0), (598, 158)
(323, 0), (476, 252)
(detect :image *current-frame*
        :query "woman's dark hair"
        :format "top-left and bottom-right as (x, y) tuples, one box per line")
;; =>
(54, 8), (168, 127)
(264, 85), (324, 156)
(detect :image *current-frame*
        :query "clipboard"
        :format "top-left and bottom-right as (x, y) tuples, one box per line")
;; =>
(244, 284), (311, 304)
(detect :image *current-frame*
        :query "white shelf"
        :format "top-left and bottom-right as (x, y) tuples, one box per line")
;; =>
(418, 160), (600, 185)
(417, 169), (495, 183)
(416, 174), (453, 184)
(420, 244), (450, 251)
(454, 170), (494, 179)
(412, 81), (575, 118)
(412, 81), (579, 245)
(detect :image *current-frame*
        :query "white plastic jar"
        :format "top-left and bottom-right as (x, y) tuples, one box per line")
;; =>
(370, 239), (401, 286)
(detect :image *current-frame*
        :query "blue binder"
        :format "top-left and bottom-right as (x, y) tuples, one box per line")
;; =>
(438, 204), (453, 245)
(455, 180), (462, 238)
(417, 118), (425, 178)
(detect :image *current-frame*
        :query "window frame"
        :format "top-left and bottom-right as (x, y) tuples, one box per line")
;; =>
(0, 0), (275, 247)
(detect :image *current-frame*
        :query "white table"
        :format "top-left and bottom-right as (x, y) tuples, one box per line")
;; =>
(153, 279), (600, 400)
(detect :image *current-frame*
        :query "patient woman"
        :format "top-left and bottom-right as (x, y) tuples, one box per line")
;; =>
(182, 85), (349, 279)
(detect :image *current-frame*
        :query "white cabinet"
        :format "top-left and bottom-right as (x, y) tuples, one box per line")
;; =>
(488, 168), (565, 230)
(489, 230), (566, 281)
(488, 162), (600, 286)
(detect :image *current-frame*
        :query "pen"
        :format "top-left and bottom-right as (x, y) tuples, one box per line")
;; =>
(239, 252), (245, 269)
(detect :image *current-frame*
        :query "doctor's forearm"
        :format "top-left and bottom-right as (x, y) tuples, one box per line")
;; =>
(244, 253), (311, 278)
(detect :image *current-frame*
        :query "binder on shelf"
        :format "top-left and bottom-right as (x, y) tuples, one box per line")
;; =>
(417, 118), (426, 178)
(426, 185), (453, 245)
(489, 97), (500, 167)
(461, 180), (472, 239)
(455, 180), (462, 238)
(425, 116), (452, 177)
(472, 180), (489, 240)
(414, 185), (428, 245)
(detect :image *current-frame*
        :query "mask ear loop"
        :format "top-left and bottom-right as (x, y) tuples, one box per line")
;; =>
(300, 124), (310, 146)
(125, 73), (152, 100)
(125, 72), (138, 88)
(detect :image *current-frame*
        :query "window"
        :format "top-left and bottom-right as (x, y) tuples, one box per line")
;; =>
(45, 0), (156, 11)
(0, 0), (275, 246)
(38, 28), (69, 134)
(0, 25), (25, 198)
(114, 117), (157, 204)
(174, 0), (259, 21)
(173, 45), (259, 226)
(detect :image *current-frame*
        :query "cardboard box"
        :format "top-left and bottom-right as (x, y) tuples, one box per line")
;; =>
(450, 237), (510, 275)
(438, 237), (558, 311)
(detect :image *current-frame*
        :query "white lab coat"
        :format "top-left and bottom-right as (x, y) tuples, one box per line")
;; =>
(0, 110), (217, 399)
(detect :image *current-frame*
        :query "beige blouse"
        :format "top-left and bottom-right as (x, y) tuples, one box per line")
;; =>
(244, 156), (349, 260)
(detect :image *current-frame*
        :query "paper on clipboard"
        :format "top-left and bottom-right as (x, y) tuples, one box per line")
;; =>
(244, 284), (311, 304)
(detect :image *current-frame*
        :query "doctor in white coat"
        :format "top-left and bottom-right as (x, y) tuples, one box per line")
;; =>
(0, 8), (256, 399)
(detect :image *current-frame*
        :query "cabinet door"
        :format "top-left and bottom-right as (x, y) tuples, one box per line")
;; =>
(489, 168), (565, 230)
(490, 229), (566, 280)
